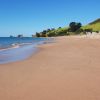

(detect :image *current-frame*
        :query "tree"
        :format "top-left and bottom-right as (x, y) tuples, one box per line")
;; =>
(69, 22), (82, 32)
(36, 32), (41, 37)
(58, 27), (62, 29)
(41, 30), (47, 37)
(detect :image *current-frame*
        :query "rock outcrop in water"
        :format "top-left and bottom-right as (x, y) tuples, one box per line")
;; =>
(17, 34), (23, 38)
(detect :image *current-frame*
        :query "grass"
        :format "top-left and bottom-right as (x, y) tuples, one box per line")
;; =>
(82, 23), (100, 31)
(82, 18), (100, 31)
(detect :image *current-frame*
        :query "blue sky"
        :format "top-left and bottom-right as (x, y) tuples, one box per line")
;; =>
(0, 0), (100, 37)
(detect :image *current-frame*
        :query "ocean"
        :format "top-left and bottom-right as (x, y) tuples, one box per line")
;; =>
(0, 37), (53, 64)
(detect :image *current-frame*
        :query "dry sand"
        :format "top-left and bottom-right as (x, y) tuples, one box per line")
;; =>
(0, 36), (100, 100)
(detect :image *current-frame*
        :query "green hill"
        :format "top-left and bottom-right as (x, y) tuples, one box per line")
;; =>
(35, 18), (100, 37)
(82, 18), (100, 31)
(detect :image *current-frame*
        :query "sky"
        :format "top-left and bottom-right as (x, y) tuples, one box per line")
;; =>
(0, 0), (100, 37)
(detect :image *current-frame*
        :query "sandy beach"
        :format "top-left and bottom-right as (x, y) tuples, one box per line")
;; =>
(0, 36), (100, 100)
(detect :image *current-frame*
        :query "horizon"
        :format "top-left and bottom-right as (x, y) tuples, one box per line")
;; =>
(0, 0), (100, 37)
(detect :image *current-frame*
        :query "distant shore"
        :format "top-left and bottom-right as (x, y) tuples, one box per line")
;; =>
(0, 35), (100, 100)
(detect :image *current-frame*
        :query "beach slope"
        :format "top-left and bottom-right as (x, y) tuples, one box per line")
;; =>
(0, 36), (100, 100)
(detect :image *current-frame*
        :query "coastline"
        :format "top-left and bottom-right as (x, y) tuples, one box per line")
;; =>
(0, 36), (100, 100)
(0, 37), (54, 64)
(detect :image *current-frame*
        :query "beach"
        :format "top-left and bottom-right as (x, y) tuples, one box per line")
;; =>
(0, 36), (100, 100)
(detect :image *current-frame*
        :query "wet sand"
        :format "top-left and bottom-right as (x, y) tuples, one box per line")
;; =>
(0, 36), (100, 100)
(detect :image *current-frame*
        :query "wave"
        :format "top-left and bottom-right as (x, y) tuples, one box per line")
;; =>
(0, 45), (20, 52)
(0, 39), (53, 52)
(0, 43), (33, 52)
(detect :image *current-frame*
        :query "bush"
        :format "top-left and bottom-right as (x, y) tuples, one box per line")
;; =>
(84, 28), (93, 33)
(48, 31), (56, 37)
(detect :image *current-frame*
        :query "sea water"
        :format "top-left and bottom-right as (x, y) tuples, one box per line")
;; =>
(0, 37), (53, 64)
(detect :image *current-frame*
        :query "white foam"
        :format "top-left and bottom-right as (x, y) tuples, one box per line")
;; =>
(0, 45), (20, 51)
(0, 43), (34, 52)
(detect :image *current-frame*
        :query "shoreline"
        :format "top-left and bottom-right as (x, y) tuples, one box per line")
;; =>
(0, 36), (100, 100)
(0, 44), (38, 64)
(0, 37), (54, 64)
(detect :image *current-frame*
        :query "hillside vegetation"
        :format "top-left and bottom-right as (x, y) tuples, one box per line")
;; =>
(82, 18), (100, 31)
(35, 18), (100, 37)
